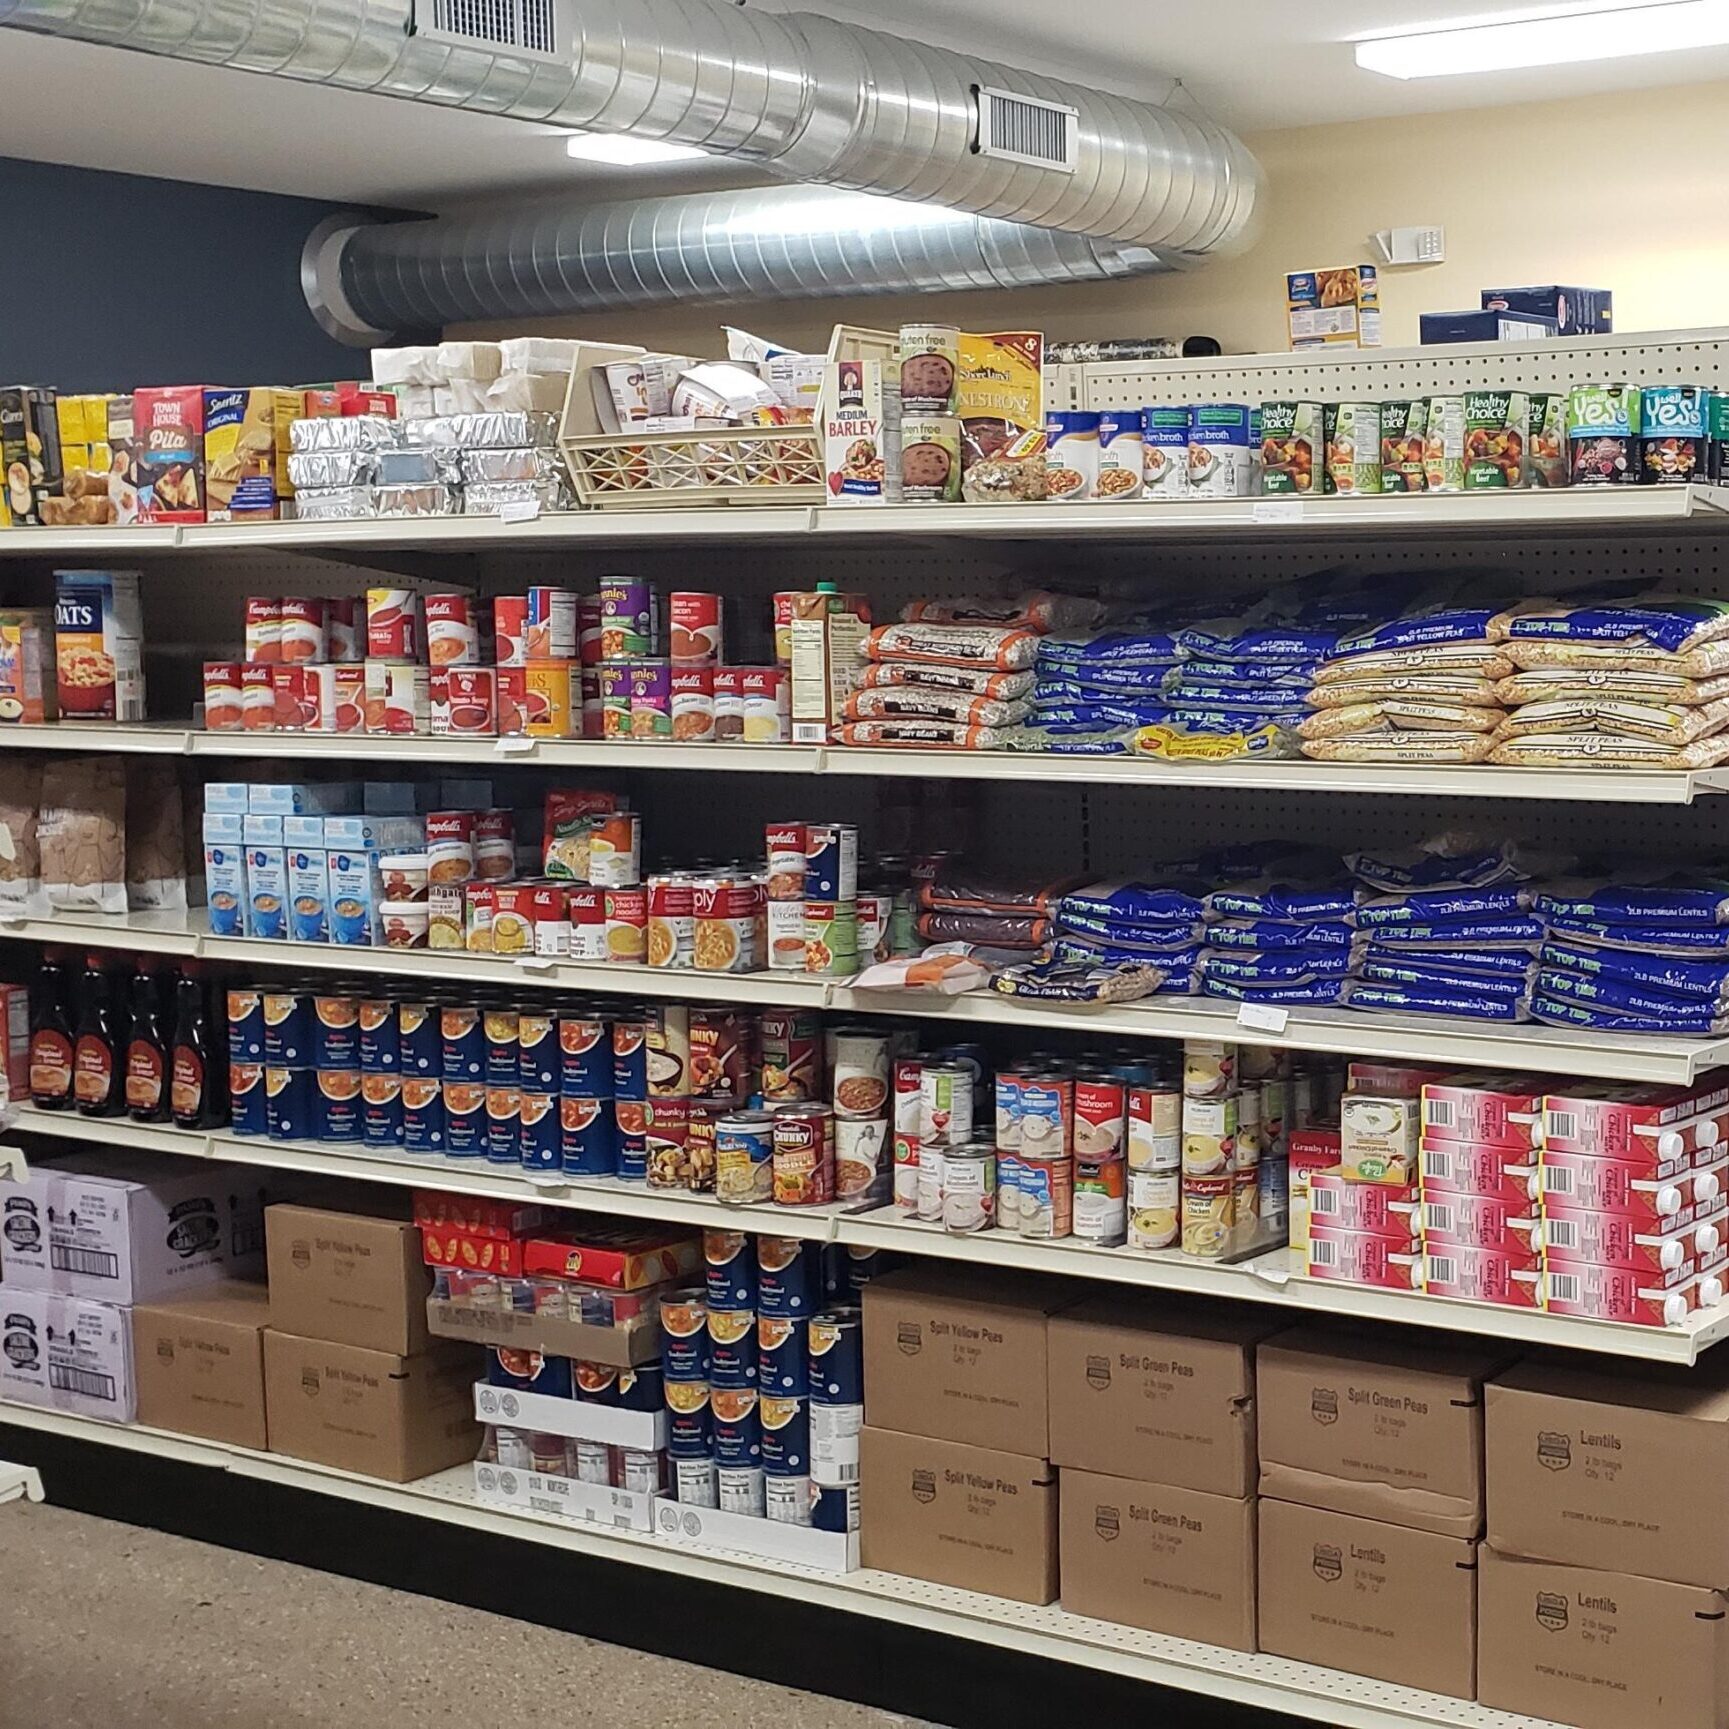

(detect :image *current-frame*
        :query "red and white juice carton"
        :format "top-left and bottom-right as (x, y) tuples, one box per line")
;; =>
(1421, 1075), (1546, 1150)
(1305, 1220), (1422, 1290)
(1421, 1243), (1542, 1308)
(1419, 1135), (1539, 1209)
(1306, 1167), (1419, 1242)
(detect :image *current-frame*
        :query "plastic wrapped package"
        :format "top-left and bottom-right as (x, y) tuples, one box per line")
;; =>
(289, 415), (405, 454)
(499, 336), (580, 374)
(40, 756), (126, 916)
(285, 451), (377, 490)
(485, 372), (567, 414)
(433, 381), (491, 416)
(370, 347), (443, 386)
(459, 447), (561, 485)
(393, 385), (437, 417)
(375, 484), (460, 518)
(435, 340), (504, 381)
(463, 479), (571, 517)
(405, 412), (558, 450)
(0, 757), (45, 916)
(377, 449), (462, 487)
(291, 487), (379, 522)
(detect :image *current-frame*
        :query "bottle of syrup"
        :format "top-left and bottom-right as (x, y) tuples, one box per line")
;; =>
(125, 957), (171, 1123)
(27, 947), (74, 1112)
(171, 962), (223, 1130)
(73, 952), (125, 1118)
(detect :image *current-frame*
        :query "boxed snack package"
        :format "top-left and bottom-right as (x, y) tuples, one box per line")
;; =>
(203, 387), (279, 521)
(1286, 266), (1381, 350)
(0, 385), (62, 525)
(134, 385), (206, 523)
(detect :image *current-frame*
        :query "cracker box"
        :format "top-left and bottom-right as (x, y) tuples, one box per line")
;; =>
(203, 387), (279, 522)
(0, 385), (62, 526)
(53, 568), (145, 720)
(134, 384), (206, 522)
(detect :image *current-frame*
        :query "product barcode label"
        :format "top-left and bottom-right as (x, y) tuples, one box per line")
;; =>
(829, 1463), (860, 1483)
(49, 1364), (116, 1401)
(1424, 1098), (1455, 1129)
(51, 1246), (119, 1279)
(1426, 1254), (1457, 1285)
(1548, 1272), (1581, 1304)
(1545, 1218), (1578, 1249)
(1543, 1163), (1575, 1196)
(1310, 1187), (1339, 1215)
(1308, 1237), (1337, 1266)
(1424, 1203), (1455, 1234)
(1547, 1108), (1579, 1143)
(1422, 1147), (1453, 1181)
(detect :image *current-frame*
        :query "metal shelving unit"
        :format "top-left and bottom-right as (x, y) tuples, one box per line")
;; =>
(15, 1105), (1720, 1363)
(3, 908), (1723, 1082)
(0, 1401), (1553, 1729)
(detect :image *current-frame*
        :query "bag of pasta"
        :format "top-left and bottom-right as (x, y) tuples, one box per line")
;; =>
(126, 759), (188, 912)
(40, 756), (126, 915)
(0, 757), (45, 917)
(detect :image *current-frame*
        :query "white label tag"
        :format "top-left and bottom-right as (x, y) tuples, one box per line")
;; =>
(1251, 500), (1303, 523)
(498, 499), (541, 524)
(515, 955), (556, 974)
(1236, 1002), (1290, 1034)
(494, 736), (536, 756)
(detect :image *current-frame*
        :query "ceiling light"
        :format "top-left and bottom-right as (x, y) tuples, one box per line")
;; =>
(720, 193), (978, 240)
(565, 132), (710, 166)
(1355, 0), (1729, 78)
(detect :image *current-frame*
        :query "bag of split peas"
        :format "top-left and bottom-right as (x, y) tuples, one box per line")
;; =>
(40, 756), (126, 915)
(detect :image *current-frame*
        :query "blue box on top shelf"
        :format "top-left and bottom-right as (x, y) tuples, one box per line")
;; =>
(1420, 310), (1558, 346)
(1481, 286), (1612, 335)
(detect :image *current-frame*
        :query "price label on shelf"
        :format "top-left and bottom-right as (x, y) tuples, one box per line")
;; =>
(1251, 500), (1304, 524)
(515, 955), (556, 974)
(494, 736), (537, 757)
(498, 499), (542, 524)
(1236, 1002), (1290, 1035)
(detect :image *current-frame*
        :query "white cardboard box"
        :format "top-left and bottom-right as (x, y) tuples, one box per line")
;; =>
(0, 1151), (267, 1304)
(650, 1496), (859, 1573)
(471, 1461), (654, 1532)
(0, 1287), (135, 1422)
(473, 1382), (667, 1451)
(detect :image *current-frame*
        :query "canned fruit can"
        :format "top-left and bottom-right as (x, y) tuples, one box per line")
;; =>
(761, 1010), (822, 1103)
(942, 1144), (997, 1234)
(704, 1229), (757, 1310)
(756, 1236), (818, 1316)
(757, 1316), (809, 1397)
(829, 1027), (890, 1119)
(559, 1095), (616, 1176)
(918, 1064), (973, 1148)
(772, 1105), (836, 1206)
(715, 1112), (775, 1206)
(758, 1394), (810, 1475)
(1074, 1156), (1128, 1246)
(892, 1132), (921, 1211)
(1013, 1150), (1075, 1240)
(1182, 1173), (1234, 1257)
(807, 1308), (863, 1405)
(835, 1117), (890, 1202)
(1128, 1169), (1181, 1249)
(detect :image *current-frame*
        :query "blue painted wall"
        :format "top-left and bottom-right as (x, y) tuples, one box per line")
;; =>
(0, 155), (379, 389)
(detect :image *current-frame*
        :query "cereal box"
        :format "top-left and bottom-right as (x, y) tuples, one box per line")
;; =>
(0, 608), (56, 724)
(203, 387), (279, 522)
(54, 569), (145, 720)
(821, 360), (900, 505)
(134, 385), (206, 523)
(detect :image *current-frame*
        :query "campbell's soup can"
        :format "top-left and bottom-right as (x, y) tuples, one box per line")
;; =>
(856, 892), (892, 963)
(645, 1095), (693, 1190)
(227, 988), (265, 1062)
(244, 596), (282, 664)
(705, 1229), (757, 1311)
(443, 1081), (488, 1157)
(440, 1004), (484, 1082)
(359, 1072), (402, 1148)
(771, 1104), (835, 1207)
(1074, 1156), (1128, 1245)
(279, 597), (327, 664)
(518, 1090), (560, 1171)
(689, 1009), (756, 1107)
(892, 1058), (924, 1133)
(577, 593), (605, 666)
(366, 587), (421, 662)
(473, 809), (515, 881)
(401, 1075), (446, 1154)
(713, 667), (745, 741)
(566, 886), (607, 963)
(646, 874), (695, 970)
(559, 1095), (616, 1176)
(669, 665), (715, 742)
(807, 1308), (863, 1405)
(772, 592), (797, 665)
(558, 1016), (612, 1096)
(669, 591), (724, 664)
(762, 1009), (822, 1103)
(756, 1236), (819, 1316)
(644, 1005), (691, 1099)
(425, 593), (480, 666)
(741, 666), (786, 742)
(325, 596), (360, 663)
(493, 595), (529, 666)
(485, 1084), (521, 1164)
(605, 885), (648, 965)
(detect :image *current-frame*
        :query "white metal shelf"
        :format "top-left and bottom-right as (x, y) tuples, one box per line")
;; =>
(0, 484), (1725, 559)
(0, 1401), (1554, 1729)
(14, 1105), (1721, 1363)
(4, 909), (1725, 1083)
(3, 724), (1723, 805)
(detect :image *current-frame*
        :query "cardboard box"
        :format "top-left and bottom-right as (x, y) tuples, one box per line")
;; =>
(862, 1266), (1073, 1455)
(1286, 265), (1381, 350)
(0, 1152), (266, 1304)
(1257, 1327), (1511, 1537)
(1046, 1295), (1272, 1495)
(1060, 1470), (1256, 1650)
(132, 1281), (270, 1450)
(0, 1287), (134, 1422)
(265, 1202), (430, 1355)
(473, 1460), (656, 1534)
(426, 1296), (661, 1368)
(1478, 1548), (1728, 1729)
(1486, 1360), (1729, 1589)
(859, 1427), (1058, 1604)
(1481, 285), (1612, 335)
(262, 1329), (477, 1481)
(1258, 1499), (1477, 1699)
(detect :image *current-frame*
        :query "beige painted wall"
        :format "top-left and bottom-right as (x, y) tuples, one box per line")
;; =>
(452, 80), (1729, 356)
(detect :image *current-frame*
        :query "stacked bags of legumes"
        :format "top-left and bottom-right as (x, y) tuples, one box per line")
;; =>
(915, 864), (1075, 953)
(1337, 836), (1549, 1022)
(1300, 602), (1519, 765)
(1198, 845), (1359, 1008)
(1533, 876), (1729, 1034)
(1023, 618), (1188, 752)
(840, 591), (1096, 751)
(1488, 598), (1729, 770)
(1048, 873), (1208, 992)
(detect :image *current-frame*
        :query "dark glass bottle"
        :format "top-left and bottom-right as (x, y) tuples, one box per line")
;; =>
(171, 963), (224, 1130)
(73, 951), (125, 1117)
(27, 947), (74, 1111)
(124, 958), (171, 1123)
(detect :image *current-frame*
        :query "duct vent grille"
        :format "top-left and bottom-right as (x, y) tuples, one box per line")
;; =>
(423, 0), (558, 58)
(974, 86), (1078, 171)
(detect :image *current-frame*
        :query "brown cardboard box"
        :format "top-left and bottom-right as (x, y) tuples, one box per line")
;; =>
(1060, 1470), (1256, 1650)
(132, 1281), (270, 1450)
(1258, 1499), (1477, 1699)
(1257, 1326), (1511, 1536)
(1478, 1547), (1729, 1729)
(1048, 1295), (1273, 1494)
(1486, 1359), (1729, 1589)
(263, 1330), (477, 1482)
(860, 1427), (1058, 1604)
(265, 1202), (430, 1356)
(862, 1266), (1074, 1456)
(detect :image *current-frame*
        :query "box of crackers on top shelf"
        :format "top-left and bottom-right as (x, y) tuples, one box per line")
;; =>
(0, 386), (62, 527)
(45, 393), (138, 526)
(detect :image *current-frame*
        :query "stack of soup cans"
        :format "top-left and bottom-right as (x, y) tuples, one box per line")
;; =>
(664, 1231), (877, 1529)
(764, 821), (895, 977)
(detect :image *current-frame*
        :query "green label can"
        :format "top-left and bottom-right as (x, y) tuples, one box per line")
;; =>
(1258, 400), (1323, 495)
(1379, 399), (1428, 492)
(1327, 402), (1383, 495)
(1463, 391), (1531, 490)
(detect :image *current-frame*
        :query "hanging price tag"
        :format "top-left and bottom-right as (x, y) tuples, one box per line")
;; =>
(1236, 1002), (1290, 1034)
(494, 736), (536, 756)
(1251, 500), (1303, 524)
(515, 955), (556, 974)
(498, 499), (541, 524)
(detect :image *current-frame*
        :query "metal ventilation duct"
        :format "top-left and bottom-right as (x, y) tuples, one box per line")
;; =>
(312, 187), (1173, 343)
(0, 0), (1262, 334)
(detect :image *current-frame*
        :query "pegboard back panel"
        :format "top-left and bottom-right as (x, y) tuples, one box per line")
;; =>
(1077, 327), (1729, 410)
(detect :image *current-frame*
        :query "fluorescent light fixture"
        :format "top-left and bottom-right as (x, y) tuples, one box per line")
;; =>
(565, 132), (709, 166)
(718, 193), (978, 240)
(1356, 0), (1729, 78)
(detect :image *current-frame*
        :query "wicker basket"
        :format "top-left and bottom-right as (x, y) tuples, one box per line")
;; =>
(557, 326), (895, 512)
